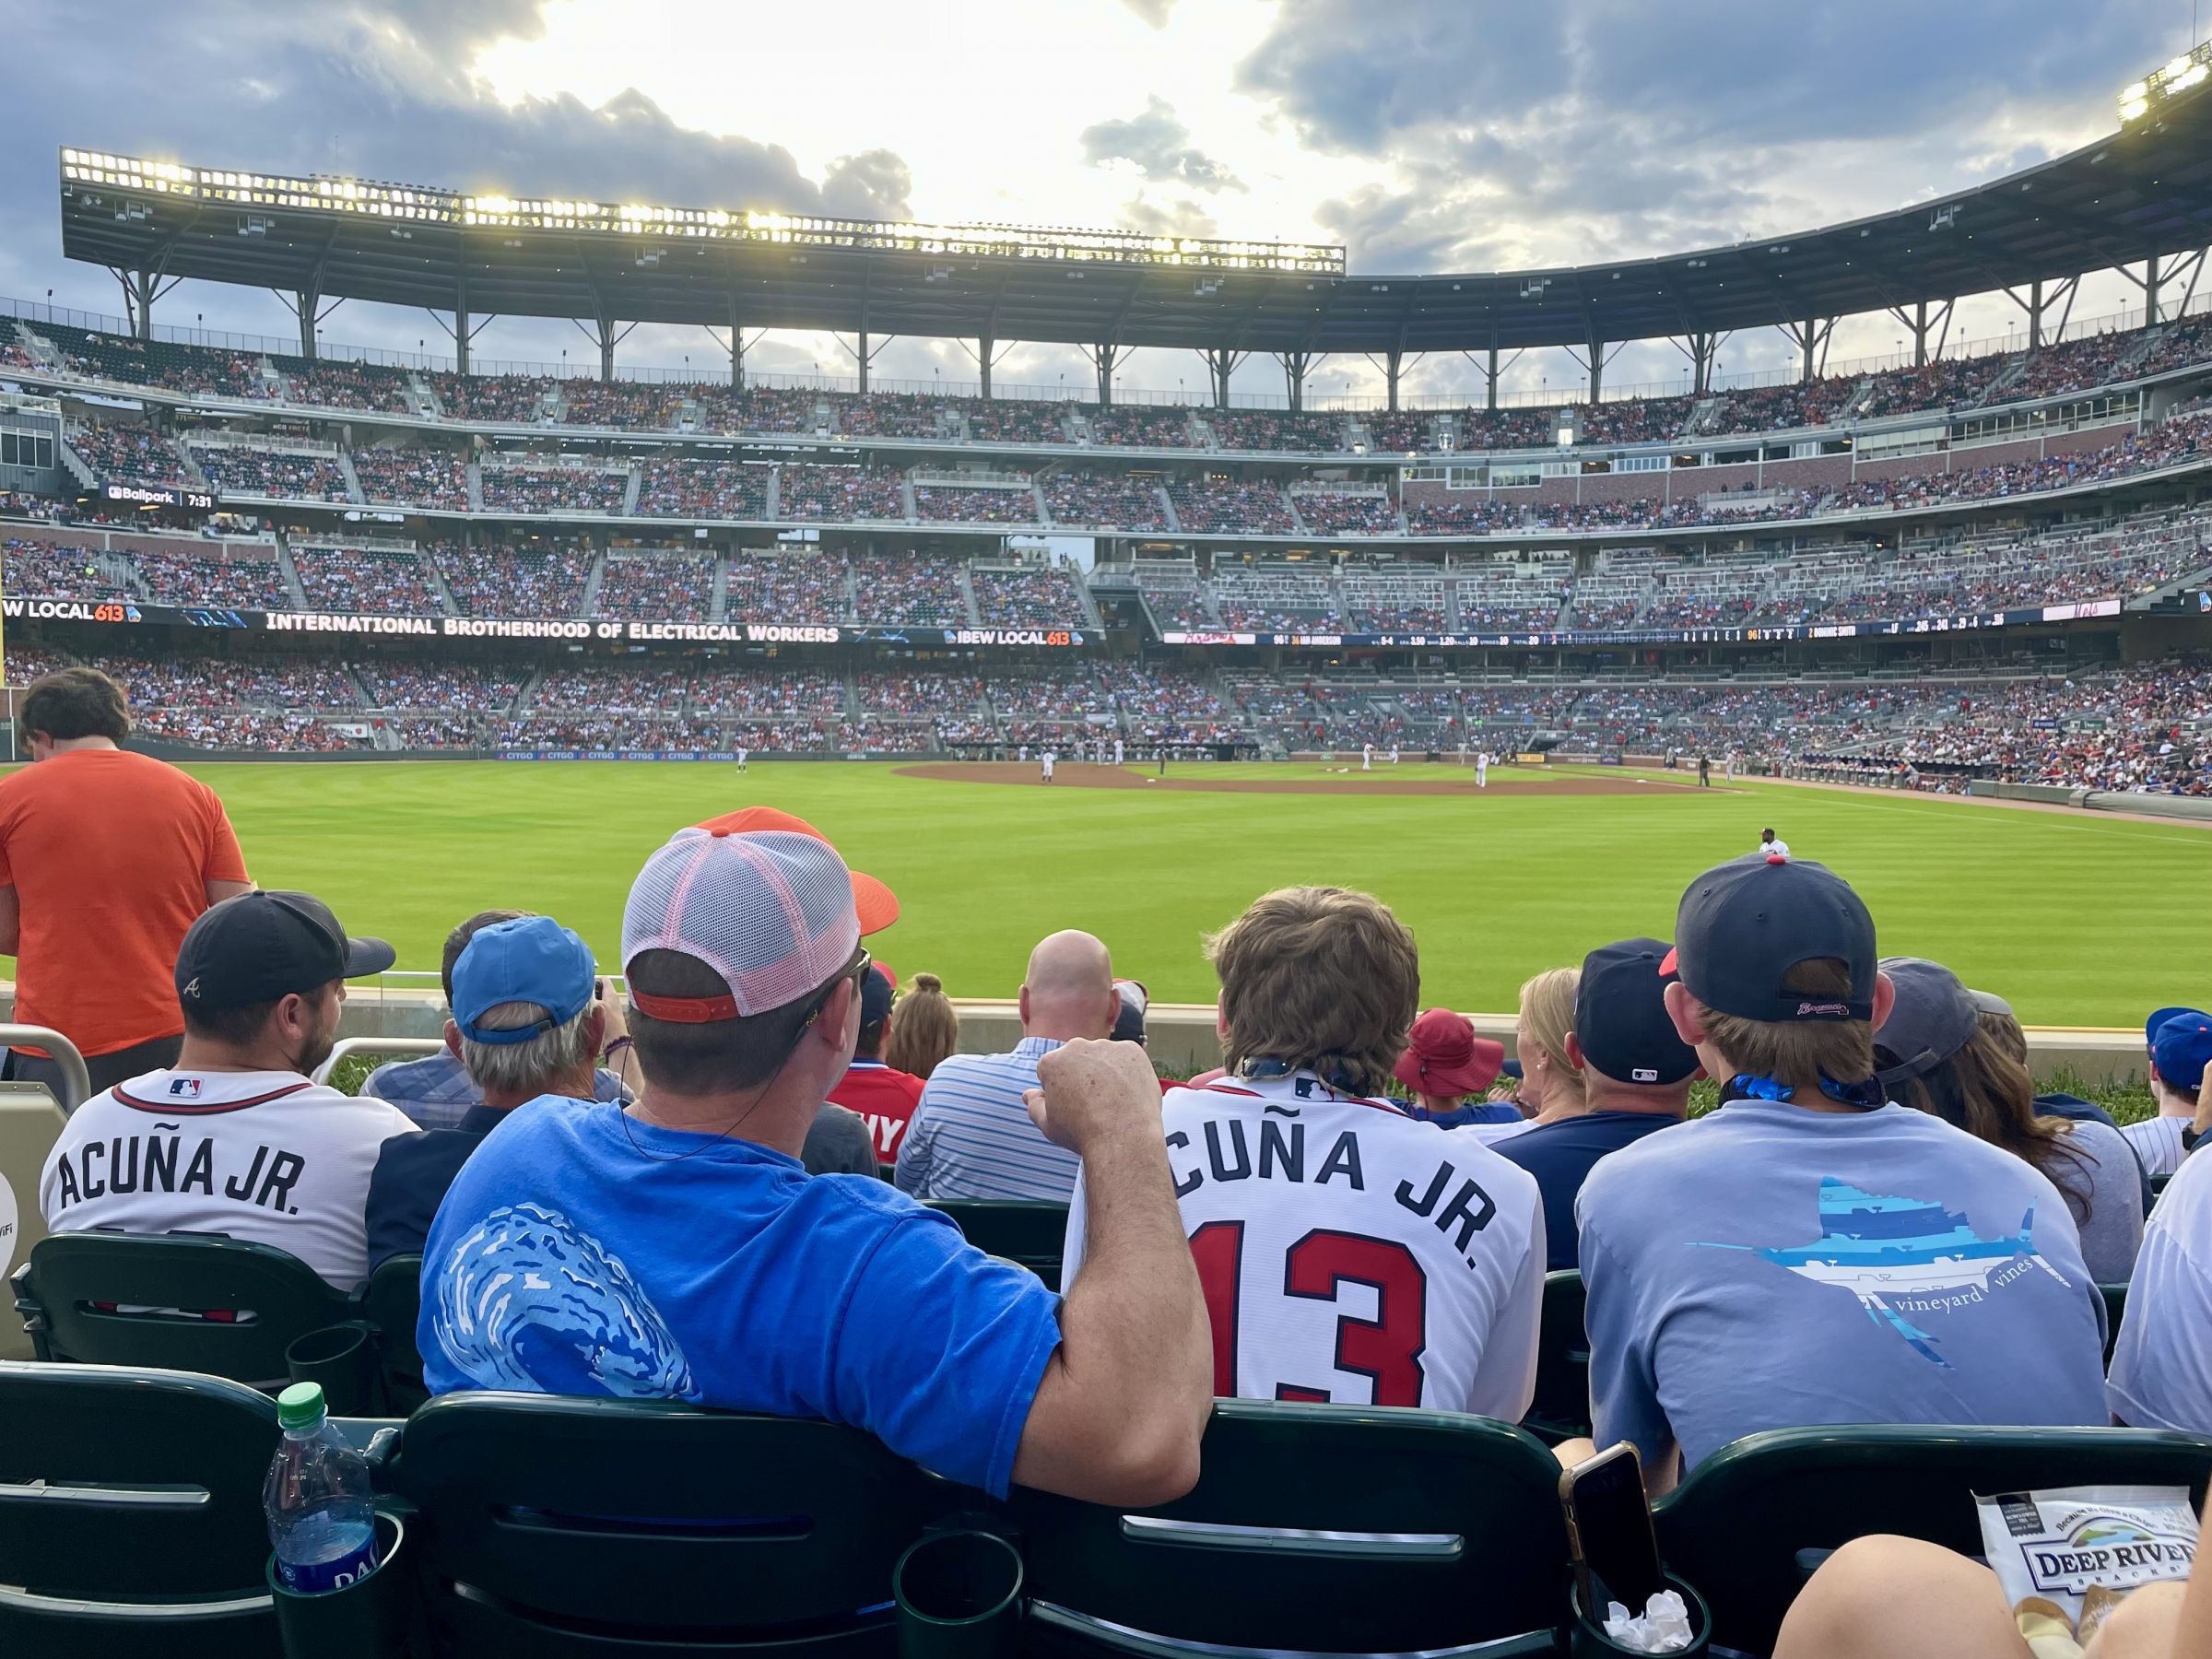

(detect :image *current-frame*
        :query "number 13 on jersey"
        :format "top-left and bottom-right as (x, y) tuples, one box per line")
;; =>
(1188, 1220), (1430, 1406)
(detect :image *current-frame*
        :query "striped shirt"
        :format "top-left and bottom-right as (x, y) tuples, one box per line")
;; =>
(2124, 1115), (2194, 1182)
(895, 1037), (1078, 1201)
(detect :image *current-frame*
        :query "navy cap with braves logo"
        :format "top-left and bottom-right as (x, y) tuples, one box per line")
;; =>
(1575, 937), (1700, 1086)
(175, 890), (396, 1012)
(1661, 853), (1877, 1023)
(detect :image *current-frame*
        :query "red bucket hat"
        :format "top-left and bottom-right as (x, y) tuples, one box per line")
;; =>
(1393, 1007), (1507, 1097)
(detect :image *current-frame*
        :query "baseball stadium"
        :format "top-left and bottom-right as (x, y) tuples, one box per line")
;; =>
(3, 6), (2212, 1655)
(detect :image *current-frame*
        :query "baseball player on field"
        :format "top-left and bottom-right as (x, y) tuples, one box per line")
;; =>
(1041, 748), (1055, 785)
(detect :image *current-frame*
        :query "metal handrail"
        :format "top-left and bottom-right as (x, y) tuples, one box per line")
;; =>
(312, 1037), (444, 1089)
(0, 1025), (91, 1112)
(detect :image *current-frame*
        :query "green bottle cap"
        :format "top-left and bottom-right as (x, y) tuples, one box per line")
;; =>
(276, 1381), (325, 1430)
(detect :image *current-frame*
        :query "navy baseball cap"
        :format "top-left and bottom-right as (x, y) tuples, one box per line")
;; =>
(453, 916), (595, 1045)
(858, 963), (897, 1034)
(176, 890), (395, 1012)
(1112, 979), (1150, 1046)
(1873, 958), (1979, 1088)
(1663, 853), (1877, 1023)
(2151, 1011), (2212, 1094)
(1575, 938), (1699, 1086)
(2147, 1006), (2208, 1046)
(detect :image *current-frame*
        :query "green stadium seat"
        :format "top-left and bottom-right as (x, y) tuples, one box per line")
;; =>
(360, 1254), (428, 1415)
(14, 1232), (355, 1388)
(0, 1359), (283, 1659)
(1009, 1399), (1569, 1655)
(393, 1391), (953, 1656)
(1523, 1269), (1590, 1442)
(0, 1080), (69, 1361)
(1655, 1425), (2212, 1656)
(2100, 1282), (2127, 1363)
(922, 1200), (1068, 1291)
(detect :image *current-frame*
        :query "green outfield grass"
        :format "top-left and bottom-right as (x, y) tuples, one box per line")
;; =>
(16, 755), (2181, 1030)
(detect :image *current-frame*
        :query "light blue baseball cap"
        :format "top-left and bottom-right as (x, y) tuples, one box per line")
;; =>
(453, 916), (595, 1045)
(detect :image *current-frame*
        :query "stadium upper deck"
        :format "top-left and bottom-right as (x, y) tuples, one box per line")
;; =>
(48, 41), (2212, 385)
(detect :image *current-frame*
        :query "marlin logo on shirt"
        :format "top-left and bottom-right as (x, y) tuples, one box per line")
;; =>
(1695, 1178), (2070, 1366)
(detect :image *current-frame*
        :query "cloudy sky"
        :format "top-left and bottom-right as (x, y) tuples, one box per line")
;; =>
(6, 0), (2203, 402)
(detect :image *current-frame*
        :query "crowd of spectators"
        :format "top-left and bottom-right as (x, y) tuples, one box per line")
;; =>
(429, 374), (555, 424)
(1043, 471), (1169, 531)
(592, 552), (717, 620)
(691, 384), (823, 436)
(1087, 406), (1195, 448)
(134, 548), (294, 610)
(688, 666), (846, 719)
(1168, 479), (1297, 535)
(477, 462), (630, 515)
(1135, 572), (1218, 630)
(966, 401), (1071, 445)
(526, 663), (688, 715)
(853, 670), (982, 716)
(971, 566), (1087, 626)
(274, 358), (417, 414)
(849, 551), (967, 625)
(353, 447), (472, 511)
(291, 547), (443, 615)
(776, 464), (906, 521)
(841, 393), (956, 440)
(558, 380), (687, 431)
(1573, 394), (1698, 445)
(430, 542), (593, 617)
(77, 652), (361, 710)
(1341, 572), (1449, 631)
(66, 424), (184, 486)
(1208, 411), (1347, 453)
(723, 550), (849, 624)
(3, 538), (131, 600)
(912, 483), (1038, 524)
(634, 457), (771, 519)
(1362, 411), (1438, 453)
(357, 660), (524, 712)
(1291, 489), (1401, 535)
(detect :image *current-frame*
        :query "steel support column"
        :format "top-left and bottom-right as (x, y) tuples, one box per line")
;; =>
(1277, 350), (1314, 412)
(296, 289), (317, 359)
(1779, 317), (1834, 382)
(1198, 347), (1240, 409)
(980, 335), (994, 399)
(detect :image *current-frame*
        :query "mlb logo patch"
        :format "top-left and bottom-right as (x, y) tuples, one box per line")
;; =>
(167, 1077), (203, 1099)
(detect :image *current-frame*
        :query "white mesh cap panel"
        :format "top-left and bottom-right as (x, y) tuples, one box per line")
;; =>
(622, 828), (861, 1015)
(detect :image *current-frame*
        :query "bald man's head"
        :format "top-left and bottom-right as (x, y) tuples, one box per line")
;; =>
(1020, 930), (1118, 1041)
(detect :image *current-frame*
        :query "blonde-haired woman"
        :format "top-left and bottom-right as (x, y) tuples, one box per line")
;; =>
(883, 972), (959, 1081)
(1506, 967), (1585, 1127)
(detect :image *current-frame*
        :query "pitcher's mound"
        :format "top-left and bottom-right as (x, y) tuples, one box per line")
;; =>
(894, 763), (1710, 797)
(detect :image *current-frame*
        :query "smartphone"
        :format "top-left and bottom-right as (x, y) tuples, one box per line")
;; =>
(1560, 1441), (1667, 1615)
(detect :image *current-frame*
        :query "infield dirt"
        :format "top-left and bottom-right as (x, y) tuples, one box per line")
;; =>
(894, 761), (1715, 797)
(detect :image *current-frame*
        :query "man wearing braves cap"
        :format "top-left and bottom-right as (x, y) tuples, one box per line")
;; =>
(1572, 853), (2106, 1488)
(420, 823), (1211, 1507)
(1498, 939), (1700, 1271)
(2124, 1006), (2212, 1180)
(364, 915), (618, 1269)
(41, 891), (415, 1289)
(825, 963), (927, 1165)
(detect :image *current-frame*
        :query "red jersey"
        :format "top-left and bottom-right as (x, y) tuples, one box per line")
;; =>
(828, 1060), (926, 1163)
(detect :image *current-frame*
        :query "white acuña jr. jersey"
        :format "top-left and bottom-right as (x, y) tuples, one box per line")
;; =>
(1064, 1072), (1545, 1418)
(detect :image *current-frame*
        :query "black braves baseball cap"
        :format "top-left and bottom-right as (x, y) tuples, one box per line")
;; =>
(175, 890), (396, 1012)
(1661, 853), (1877, 1024)
(1575, 937), (1700, 1086)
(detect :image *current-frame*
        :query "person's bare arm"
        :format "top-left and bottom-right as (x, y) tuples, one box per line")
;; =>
(0, 884), (18, 955)
(204, 879), (253, 907)
(1009, 1039), (1211, 1507)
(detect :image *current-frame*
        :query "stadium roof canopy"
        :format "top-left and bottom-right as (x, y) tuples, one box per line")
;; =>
(53, 55), (2212, 359)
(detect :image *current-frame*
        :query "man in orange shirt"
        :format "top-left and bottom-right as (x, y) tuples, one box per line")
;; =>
(0, 667), (253, 1098)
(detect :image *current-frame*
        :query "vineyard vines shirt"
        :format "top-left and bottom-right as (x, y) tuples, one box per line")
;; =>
(1577, 1099), (2108, 1474)
(1065, 1071), (1544, 1419)
(40, 1068), (417, 1289)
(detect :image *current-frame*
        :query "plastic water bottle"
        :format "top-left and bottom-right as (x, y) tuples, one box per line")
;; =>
(264, 1381), (379, 1594)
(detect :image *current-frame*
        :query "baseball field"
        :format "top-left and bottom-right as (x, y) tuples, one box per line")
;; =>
(78, 756), (2206, 1030)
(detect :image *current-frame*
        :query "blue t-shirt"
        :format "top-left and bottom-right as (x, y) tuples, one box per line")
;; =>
(1577, 1099), (2108, 1474)
(1495, 1110), (1679, 1272)
(419, 1096), (1063, 1497)
(1416, 1100), (1525, 1129)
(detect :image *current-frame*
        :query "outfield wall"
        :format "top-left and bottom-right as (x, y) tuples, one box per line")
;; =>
(19, 981), (2135, 1090)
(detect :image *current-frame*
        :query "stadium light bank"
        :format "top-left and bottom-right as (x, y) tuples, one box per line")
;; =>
(2119, 39), (2211, 123)
(53, 149), (1343, 276)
